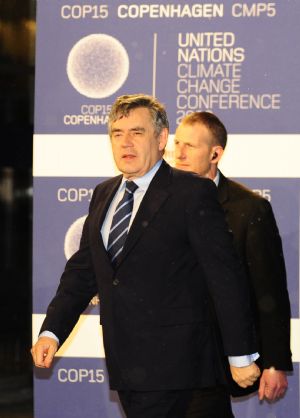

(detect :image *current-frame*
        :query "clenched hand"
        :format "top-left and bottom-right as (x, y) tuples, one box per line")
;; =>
(230, 362), (261, 388)
(31, 336), (58, 368)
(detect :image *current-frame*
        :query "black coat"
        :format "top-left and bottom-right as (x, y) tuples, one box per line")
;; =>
(40, 161), (257, 391)
(216, 172), (293, 397)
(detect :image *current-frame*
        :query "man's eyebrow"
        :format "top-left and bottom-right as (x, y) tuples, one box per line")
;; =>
(111, 127), (145, 133)
(130, 127), (145, 132)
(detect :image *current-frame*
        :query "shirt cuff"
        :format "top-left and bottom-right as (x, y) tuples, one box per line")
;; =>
(39, 330), (60, 345)
(228, 352), (260, 367)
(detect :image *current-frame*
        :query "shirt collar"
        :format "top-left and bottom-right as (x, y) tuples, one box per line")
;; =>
(213, 169), (220, 186)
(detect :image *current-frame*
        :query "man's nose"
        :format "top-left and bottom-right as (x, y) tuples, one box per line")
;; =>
(121, 133), (133, 147)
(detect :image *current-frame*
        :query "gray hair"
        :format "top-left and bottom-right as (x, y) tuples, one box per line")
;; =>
(108, 94), (169, 137)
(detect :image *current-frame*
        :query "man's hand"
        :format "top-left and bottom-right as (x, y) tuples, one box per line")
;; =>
(31, 336), (58, 368)
(230, 363), (261, 388)
(258, 368), (288, 401)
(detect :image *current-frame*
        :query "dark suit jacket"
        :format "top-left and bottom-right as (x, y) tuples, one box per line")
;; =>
(216, 172), (293, 396)
(40, 161), (257, 391)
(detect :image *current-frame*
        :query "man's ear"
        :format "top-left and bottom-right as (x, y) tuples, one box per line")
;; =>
(210, 146), (224, 163)
(158, 128), (169, 152)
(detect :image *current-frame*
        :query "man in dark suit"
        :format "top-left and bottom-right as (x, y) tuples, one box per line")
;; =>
(31, 95), (260, 418)
(174, 111), (293, 417)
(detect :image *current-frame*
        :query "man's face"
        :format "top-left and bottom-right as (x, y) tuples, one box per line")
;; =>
(110, 107), (168, 180)
(174, 122), (218, 179)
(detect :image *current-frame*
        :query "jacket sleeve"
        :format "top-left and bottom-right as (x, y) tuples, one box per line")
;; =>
(186, 179), (257, 357)
(40, 188), (100, 345)
(245, 199), (293, 370)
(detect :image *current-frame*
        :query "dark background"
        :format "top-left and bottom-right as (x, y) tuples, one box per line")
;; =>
(0, 0), (35, 416)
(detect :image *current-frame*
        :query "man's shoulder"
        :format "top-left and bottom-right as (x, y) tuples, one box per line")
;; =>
(171, 166), (216, 190)
(223, 176), (270, 208)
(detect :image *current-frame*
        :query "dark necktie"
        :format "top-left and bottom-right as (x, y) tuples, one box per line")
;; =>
(107, 180), (138, 266)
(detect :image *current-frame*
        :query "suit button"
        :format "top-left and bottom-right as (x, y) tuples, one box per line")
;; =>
(112, 278), (119, 286)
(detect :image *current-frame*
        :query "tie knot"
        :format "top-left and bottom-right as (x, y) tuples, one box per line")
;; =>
(125, 181), (138, 194)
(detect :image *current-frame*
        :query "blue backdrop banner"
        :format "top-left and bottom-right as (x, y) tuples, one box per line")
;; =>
(33, 1), (300, 417)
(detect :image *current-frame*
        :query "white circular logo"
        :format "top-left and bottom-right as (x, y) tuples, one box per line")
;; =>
(64, 215), (87, 260)
(67, 34), (129, 98)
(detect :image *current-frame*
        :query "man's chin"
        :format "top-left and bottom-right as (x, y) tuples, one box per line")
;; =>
(116, 161), (137, 173)
(175, 164), (190, 171)
(117, 165), (139, 179)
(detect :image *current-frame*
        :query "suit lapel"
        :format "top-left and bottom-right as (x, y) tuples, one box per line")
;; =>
(89, 176), (122, 269)
(116, 160), (172, 267)
(217, 171), (229, 205)
(94, 176), (122, 231)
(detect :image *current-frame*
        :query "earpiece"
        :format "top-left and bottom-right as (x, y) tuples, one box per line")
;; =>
(211, 152), (218, 160)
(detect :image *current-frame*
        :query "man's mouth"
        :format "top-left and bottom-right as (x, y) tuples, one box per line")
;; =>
(122, 154), (136, 160)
